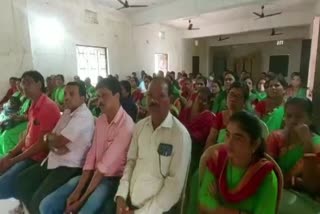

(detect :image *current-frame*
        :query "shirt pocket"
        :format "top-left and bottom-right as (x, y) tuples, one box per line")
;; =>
(159, 155), (173, 177)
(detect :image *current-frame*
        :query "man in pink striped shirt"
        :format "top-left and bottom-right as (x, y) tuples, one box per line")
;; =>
(39, 77), (134, 214)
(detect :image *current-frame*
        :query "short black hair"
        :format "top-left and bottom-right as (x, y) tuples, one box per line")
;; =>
(66, 81), (86, 97)
(96, 77), (121, 96)
(196, 76), (207, 86)
(267, 74), (288, 89)
(21, 70), (45, 92)
(56, 74), (65, 82)
(9, 77), (17, 81)
(224, 71), (239, 81)
(120, 80), (132, 95)
(228, 81), (250, 101)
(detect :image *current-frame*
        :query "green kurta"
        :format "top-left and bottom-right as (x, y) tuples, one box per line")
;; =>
(0, 98), (31, 157)
(212, 91), (227, 113)
(86, 85), (96, 99)
(53, 86), (65, 106)
(262, 106), (285, 133)
(199, 164), (278, 214)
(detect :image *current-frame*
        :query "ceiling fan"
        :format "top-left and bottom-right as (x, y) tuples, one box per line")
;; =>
(218, 36), (230, 41)
(271, 28), (283, 36)
(188, 20), (200, 30)
(253, 5), (282, 19)
(117, 0), (148, 10)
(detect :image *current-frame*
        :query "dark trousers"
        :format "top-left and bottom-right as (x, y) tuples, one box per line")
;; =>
(14, 162), (82, 214)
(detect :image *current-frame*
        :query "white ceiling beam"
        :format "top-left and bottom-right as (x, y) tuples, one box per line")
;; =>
(130, 0), (277, 26)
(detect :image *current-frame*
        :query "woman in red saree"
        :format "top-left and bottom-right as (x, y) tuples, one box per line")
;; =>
(179, 87), (216, 174)
(205, 81), (249, 149)
(199, 111), (282, 214)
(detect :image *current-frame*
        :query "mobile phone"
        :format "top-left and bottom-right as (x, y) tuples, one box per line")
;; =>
(157, 143), (173, 157)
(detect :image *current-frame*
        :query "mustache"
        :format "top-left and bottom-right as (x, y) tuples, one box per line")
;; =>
(148, 100), (159, 107)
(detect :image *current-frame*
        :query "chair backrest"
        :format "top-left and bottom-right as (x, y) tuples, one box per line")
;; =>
(265, 153), (284, 214)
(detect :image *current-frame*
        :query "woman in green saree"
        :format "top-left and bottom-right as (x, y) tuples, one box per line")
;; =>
(286, 72), (307, 98)
(255, 78), (267, 101)
(267, 97), (320, 213)
(206, 81), (249, 148)
(255, 74), (287, 133)
(52, 74), (65, 111)
(0, 91), (30, 157)
(212, 71), (237, 113)
(198, 111), (281, 214)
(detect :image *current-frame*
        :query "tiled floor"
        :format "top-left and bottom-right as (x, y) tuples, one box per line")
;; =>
(0, 199), (19, 214)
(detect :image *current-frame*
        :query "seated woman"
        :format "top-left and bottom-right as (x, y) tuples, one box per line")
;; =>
(255, 78), (267, 101)
(0, 92), (31, 157)
(179, 87), (216, 174)
(0, 96), (21, 131)
(286, 72), (307, 98)
(212, 71), (237, 113)
(255, 74), (287, 133)
(267, 97), (320, 213)
(199, 111), (281, 214)
(137, 75), (152, 120)
(206, 81), (249, 148)
(52, 74), (65, 111)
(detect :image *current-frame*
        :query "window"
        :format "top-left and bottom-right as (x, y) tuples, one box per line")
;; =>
(154, 53), (168, 74)
(76, 45), (109, 85)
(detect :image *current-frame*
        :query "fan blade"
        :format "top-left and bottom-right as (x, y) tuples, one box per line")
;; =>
(117, 6), (126, 10)
(117, 0), (126, 6)
(129, 5), (148, 8)
(188, 24), (193, 30)
(191, 28), (200, 30)
(253, 12), (262, 17)
(264, 12), (282, 17)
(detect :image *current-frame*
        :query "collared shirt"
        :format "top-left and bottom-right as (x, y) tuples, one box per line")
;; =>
(83, 107), (134, 177)
(46, 103), (95, 169)
(115, 113), (192, 214)
(22, 94), (60, 161)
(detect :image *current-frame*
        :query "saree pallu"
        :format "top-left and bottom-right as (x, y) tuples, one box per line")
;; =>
(255, 101), (284, 133)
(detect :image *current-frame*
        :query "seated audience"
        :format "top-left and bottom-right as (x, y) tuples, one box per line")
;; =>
(286, 72), (307, 98)
(138, 75), (152, 120)
(210, 80), (222, 100)
(115, 77), (191, 214)
(52, 74), (65, 111)
(14, 81), (95, 214)
(206, 82), (249, 148)
(255, 78), (267, 101)
(0, 77), (18, 107)
(243, 77), (257, 112)
(267, 97), (320, 212)
(0, 71), (60, 203)
(199, 111), (281, 214)
(85, 77), (96, 99)
(129, 76), (143, 103)
(39, 77), (134, 214)
(0, 96), (21, 131)
(74, 75), (81, 82)
(255, 74), (287, 133)
(120, 80), (138, 122)
(46, 75), (56, 98)
(179, 87), (215, 175)
(212, 71), (237, 113)
(0, 81), (31, 157)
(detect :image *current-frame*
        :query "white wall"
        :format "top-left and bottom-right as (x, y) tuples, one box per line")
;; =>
(0, 0), (33, 96)
(27, 0), (134, 81)
(209, 39), (303, 79)
(132, 24), (184, 76)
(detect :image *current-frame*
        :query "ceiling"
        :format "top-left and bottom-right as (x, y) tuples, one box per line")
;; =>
(97, 0), (176, 13)
(164, 0), (316, 30)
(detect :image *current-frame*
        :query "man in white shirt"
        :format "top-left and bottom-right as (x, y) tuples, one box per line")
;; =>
(116, 77), (192, 214)
(14, 81), (95, 214)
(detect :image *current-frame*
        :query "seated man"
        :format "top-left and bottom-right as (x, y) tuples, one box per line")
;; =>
(40, 77), (134, 214)
(115, 77), (191, 214)
(120, 80), (138, 122)
(0, 71), (60, 200)
(14, 81), (95, 214)
(0, 77), (18, 107)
